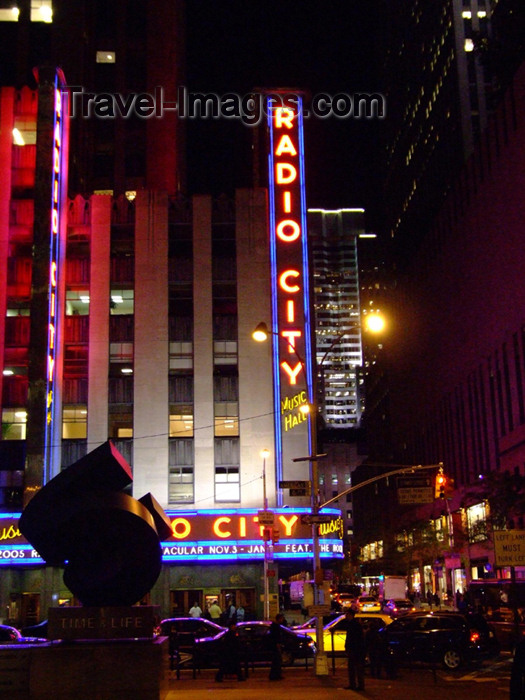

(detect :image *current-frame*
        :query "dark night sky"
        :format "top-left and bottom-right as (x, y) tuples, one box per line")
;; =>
(184, 1), (385, 224)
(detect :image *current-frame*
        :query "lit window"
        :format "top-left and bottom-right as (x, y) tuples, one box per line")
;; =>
(30, 1), (52, 22)
(1, 408), (27, 439)
(110, 289), (134, 315)
(462, 10), (472, 19)
(170, 410), (194, 437)
(214, 402), (239, 437)
(96, 51), (116, 64)
(0, 6), (20, 21)
(65, 290), (90, 316)
(464, 38), (474, 52)
(215, 467), (240, 502)
(62, 405), (87, 439)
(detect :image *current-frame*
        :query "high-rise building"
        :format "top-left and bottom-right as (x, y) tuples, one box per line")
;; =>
(307, 208), (364, 430)
(382, 0), (503, 254)
(0, 0), (186, 195)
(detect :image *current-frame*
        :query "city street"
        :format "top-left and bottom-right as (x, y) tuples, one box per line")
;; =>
(165, 653), (513, 700)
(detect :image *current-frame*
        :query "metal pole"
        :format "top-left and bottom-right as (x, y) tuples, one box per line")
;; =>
(262, 452), (270, 620)
(309, 411), (328, 675)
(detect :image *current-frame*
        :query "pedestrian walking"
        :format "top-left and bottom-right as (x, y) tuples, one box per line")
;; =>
(236, 604), (245, 622)
(208, 600), (222, 622)
(189, 601), (202, 618)
(268, 612), (285, 680)
(342, 608), (366, 691)
(215, 622), (245, 682)
(226, 596), (237, 623)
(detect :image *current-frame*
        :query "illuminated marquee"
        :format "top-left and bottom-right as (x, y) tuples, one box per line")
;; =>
(268, 94), (313, 498)
(44, 71), (67, 480)
(4, 509), (343, 565)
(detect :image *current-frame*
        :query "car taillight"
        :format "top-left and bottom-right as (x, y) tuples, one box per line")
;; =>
(470, 629), (480, 643)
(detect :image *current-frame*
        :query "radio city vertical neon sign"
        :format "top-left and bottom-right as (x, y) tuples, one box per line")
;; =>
(44, 73), (66, 477)
(267, 95), (314, 501)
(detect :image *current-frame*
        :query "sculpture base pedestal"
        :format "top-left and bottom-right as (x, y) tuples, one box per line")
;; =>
(0, 636), (169, 700)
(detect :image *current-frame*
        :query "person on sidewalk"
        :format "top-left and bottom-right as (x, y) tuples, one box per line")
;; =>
(215, 622), (245, 682)
(189, 601), (202, 618)
(208, 600), (222, 623)
(342, 608), (365, 691)
(268, 613), (285, 680)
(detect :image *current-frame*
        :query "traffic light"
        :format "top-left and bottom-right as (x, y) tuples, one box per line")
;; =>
(435, 472), (447, 499)
(271, 528), (280, 545)
(262, 527), (272, 541)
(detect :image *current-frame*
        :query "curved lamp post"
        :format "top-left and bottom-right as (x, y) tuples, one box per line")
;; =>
(253, 321), (329, 674)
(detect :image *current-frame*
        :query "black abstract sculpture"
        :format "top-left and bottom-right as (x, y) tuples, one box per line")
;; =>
(19, 441), (172, 607)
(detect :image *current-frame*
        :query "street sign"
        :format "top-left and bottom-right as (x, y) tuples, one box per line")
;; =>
(493, 529), (525, 566)
(280, 480), (311, 489)
(397, 476), (433, 504)
(308, 605), (331, 616)
(301, 514), (334, 525)
(257, 510), (274, 524)
(290, 488), (309, 497)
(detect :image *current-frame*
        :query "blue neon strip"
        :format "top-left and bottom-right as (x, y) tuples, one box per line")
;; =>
(267, 95), (284, 506)
(161, 538), (341, 548)
(296, 99), (315, 453)
(3, 507), (340, 520)
(164, 507), (339, 516)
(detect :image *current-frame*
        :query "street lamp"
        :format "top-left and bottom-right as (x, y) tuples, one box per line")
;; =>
(253, 321), (329, 675)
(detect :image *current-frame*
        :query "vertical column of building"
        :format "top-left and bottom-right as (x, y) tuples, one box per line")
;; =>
(0, 89), (14, 401)
(133, 191), (169, 503)
(193, 195), (214, 506)
(87, 194), (111, 445)
(236, 188), (276, 507)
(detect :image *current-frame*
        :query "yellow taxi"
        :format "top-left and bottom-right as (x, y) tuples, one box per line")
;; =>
(292, 612), (393, 654)
(357, 595), (382, 613)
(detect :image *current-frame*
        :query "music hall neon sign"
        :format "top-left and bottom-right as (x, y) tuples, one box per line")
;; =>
(44, 72), (66, 479)
(268, 95), (313, 498)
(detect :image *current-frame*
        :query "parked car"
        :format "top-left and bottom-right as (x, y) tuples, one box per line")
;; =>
(291, 612), (343, 630)
(193, 620), (316, 667)
(159, 617), (226, 653)
(382, 599), (416, 617)
(357, 595), (382, 613)
(335, 593), (357, 610)
(0, 624), (47, 645)
(377, 611), (500, 670)
(294, 612), (393, 654)
(21, 620), (49, 638)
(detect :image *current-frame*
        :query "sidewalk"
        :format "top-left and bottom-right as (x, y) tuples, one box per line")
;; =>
(164, 662), (350, 700)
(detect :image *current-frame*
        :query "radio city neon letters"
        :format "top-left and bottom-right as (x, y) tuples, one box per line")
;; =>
(170, 514), (299, 541)
(45, 75), (65, 468)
